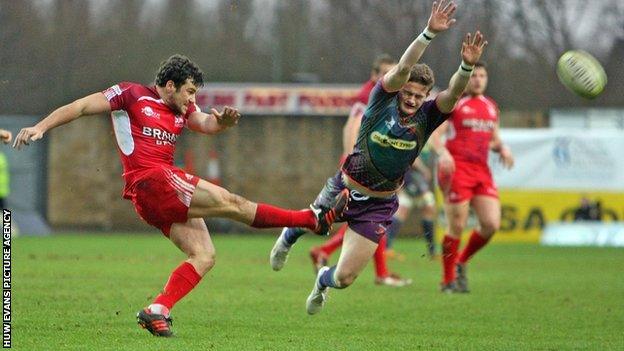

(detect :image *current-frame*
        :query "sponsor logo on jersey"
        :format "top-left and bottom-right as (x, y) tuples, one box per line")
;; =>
(350, 190), (370, 201)
(461, 105), (475, 114)
(461, 118), (495, 132)
(142, 126), (178, 146)
(370, 131), (416, 150)
(103, 84), (122, 101)
(174, 115), (185, 128)
(141, 106), (160, 119)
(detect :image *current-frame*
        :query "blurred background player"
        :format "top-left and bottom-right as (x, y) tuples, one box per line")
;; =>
(12, 55), (346, 337)
(309, 55), (413, 287)
(0, 129), (11, 209)
(385, 148), (437, 260)
(431, 62), (514, 293)
(271, 1), (489, 314)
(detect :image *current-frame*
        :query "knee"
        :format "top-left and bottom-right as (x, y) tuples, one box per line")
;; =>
(191, 251), (216, 275)
(222, 191), (248, 211)
(480, 219), (500, 236)
(448, 219), (465, 236)
(422, 204), (436, 217)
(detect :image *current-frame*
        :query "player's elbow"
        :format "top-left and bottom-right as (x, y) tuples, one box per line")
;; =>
(66, 99), (89, 119)
(396, 62), (412, 75)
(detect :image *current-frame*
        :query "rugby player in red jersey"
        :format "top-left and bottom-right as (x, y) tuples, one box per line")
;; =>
(12, 55), (348, 336)
(431, 62), (514, 293)
(309, 55), (413, 287)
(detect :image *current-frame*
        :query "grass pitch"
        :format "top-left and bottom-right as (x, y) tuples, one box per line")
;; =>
(13, 233), (624, 350)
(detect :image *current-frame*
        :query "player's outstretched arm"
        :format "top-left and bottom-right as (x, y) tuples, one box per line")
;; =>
(383, 1), (457, 92)
(342, 104), (365, 155)
(430, 121), (455, 174)
(187, 106), (241, 135)
(436, 31), (488, 113)
(13, 93), (111, 150)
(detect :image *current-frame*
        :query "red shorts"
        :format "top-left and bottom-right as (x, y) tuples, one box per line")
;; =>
(438, 160), (498, 203)
(126, 167), (200, 236)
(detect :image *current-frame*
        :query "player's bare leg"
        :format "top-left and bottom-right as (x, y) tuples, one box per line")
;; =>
(469, 195), (501, 240)
(306, 227), (378, 314)
(137, 218), (213, 337)
(441, 200), (469, 292)
(454, 195), (500, 292)
(188, 179), (342, 235)
(309, 224), (347, 273)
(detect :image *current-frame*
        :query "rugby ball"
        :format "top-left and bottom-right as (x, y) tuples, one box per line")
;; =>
(556, 50), (607, 99)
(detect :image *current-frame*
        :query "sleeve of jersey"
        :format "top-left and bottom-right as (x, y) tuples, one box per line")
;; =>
(362, 80), (398, 124)
(183, 103), (201, 126)
(102, 82), (135, 111)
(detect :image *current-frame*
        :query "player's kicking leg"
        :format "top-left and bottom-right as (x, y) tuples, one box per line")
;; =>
(137, 218), (213, 337)
(270, 188), (350, 271)
(189, 179), (344, 235)
(307, 226), (378, 314)
(455, 195), (500, 293)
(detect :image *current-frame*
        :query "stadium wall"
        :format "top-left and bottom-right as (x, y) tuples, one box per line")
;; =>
(44, 110), (545, 233)
(46, 114), (344, 231)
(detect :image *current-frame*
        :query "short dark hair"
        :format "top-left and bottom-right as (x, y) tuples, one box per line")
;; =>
(155, 54), (204, 89)
(474, 61), (487, 70)
(407, 63), (435, 91)
(372, 54), (396, 74)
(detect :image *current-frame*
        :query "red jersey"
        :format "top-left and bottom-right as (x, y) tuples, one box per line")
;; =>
(103, 82), (198, 198)
(445, 95), (498, 165)
(350, 80), (375, 118)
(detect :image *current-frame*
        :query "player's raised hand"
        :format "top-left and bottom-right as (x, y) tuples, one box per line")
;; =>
(427, 1), (457, 33)
(0, 129), (12, 144)
(461, 31), (488, 66)
(12, 126), (44, 150)
(212, 106), (241, 128)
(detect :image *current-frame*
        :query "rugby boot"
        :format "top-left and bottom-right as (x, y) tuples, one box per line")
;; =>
(137, 308), (173, 337)
(311, 189), (350, 236)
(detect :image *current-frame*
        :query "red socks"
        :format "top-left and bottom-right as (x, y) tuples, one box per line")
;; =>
(251, 203), (316, 229)
(442, 235), (460, 284)
(374, 235), (389, 278)
(153, 262), (202, 310)
(457, 230), (490, 264)
(319, 224), (347, 256)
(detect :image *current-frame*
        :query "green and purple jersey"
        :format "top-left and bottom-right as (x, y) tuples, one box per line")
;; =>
(342, 81), (448, 194)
